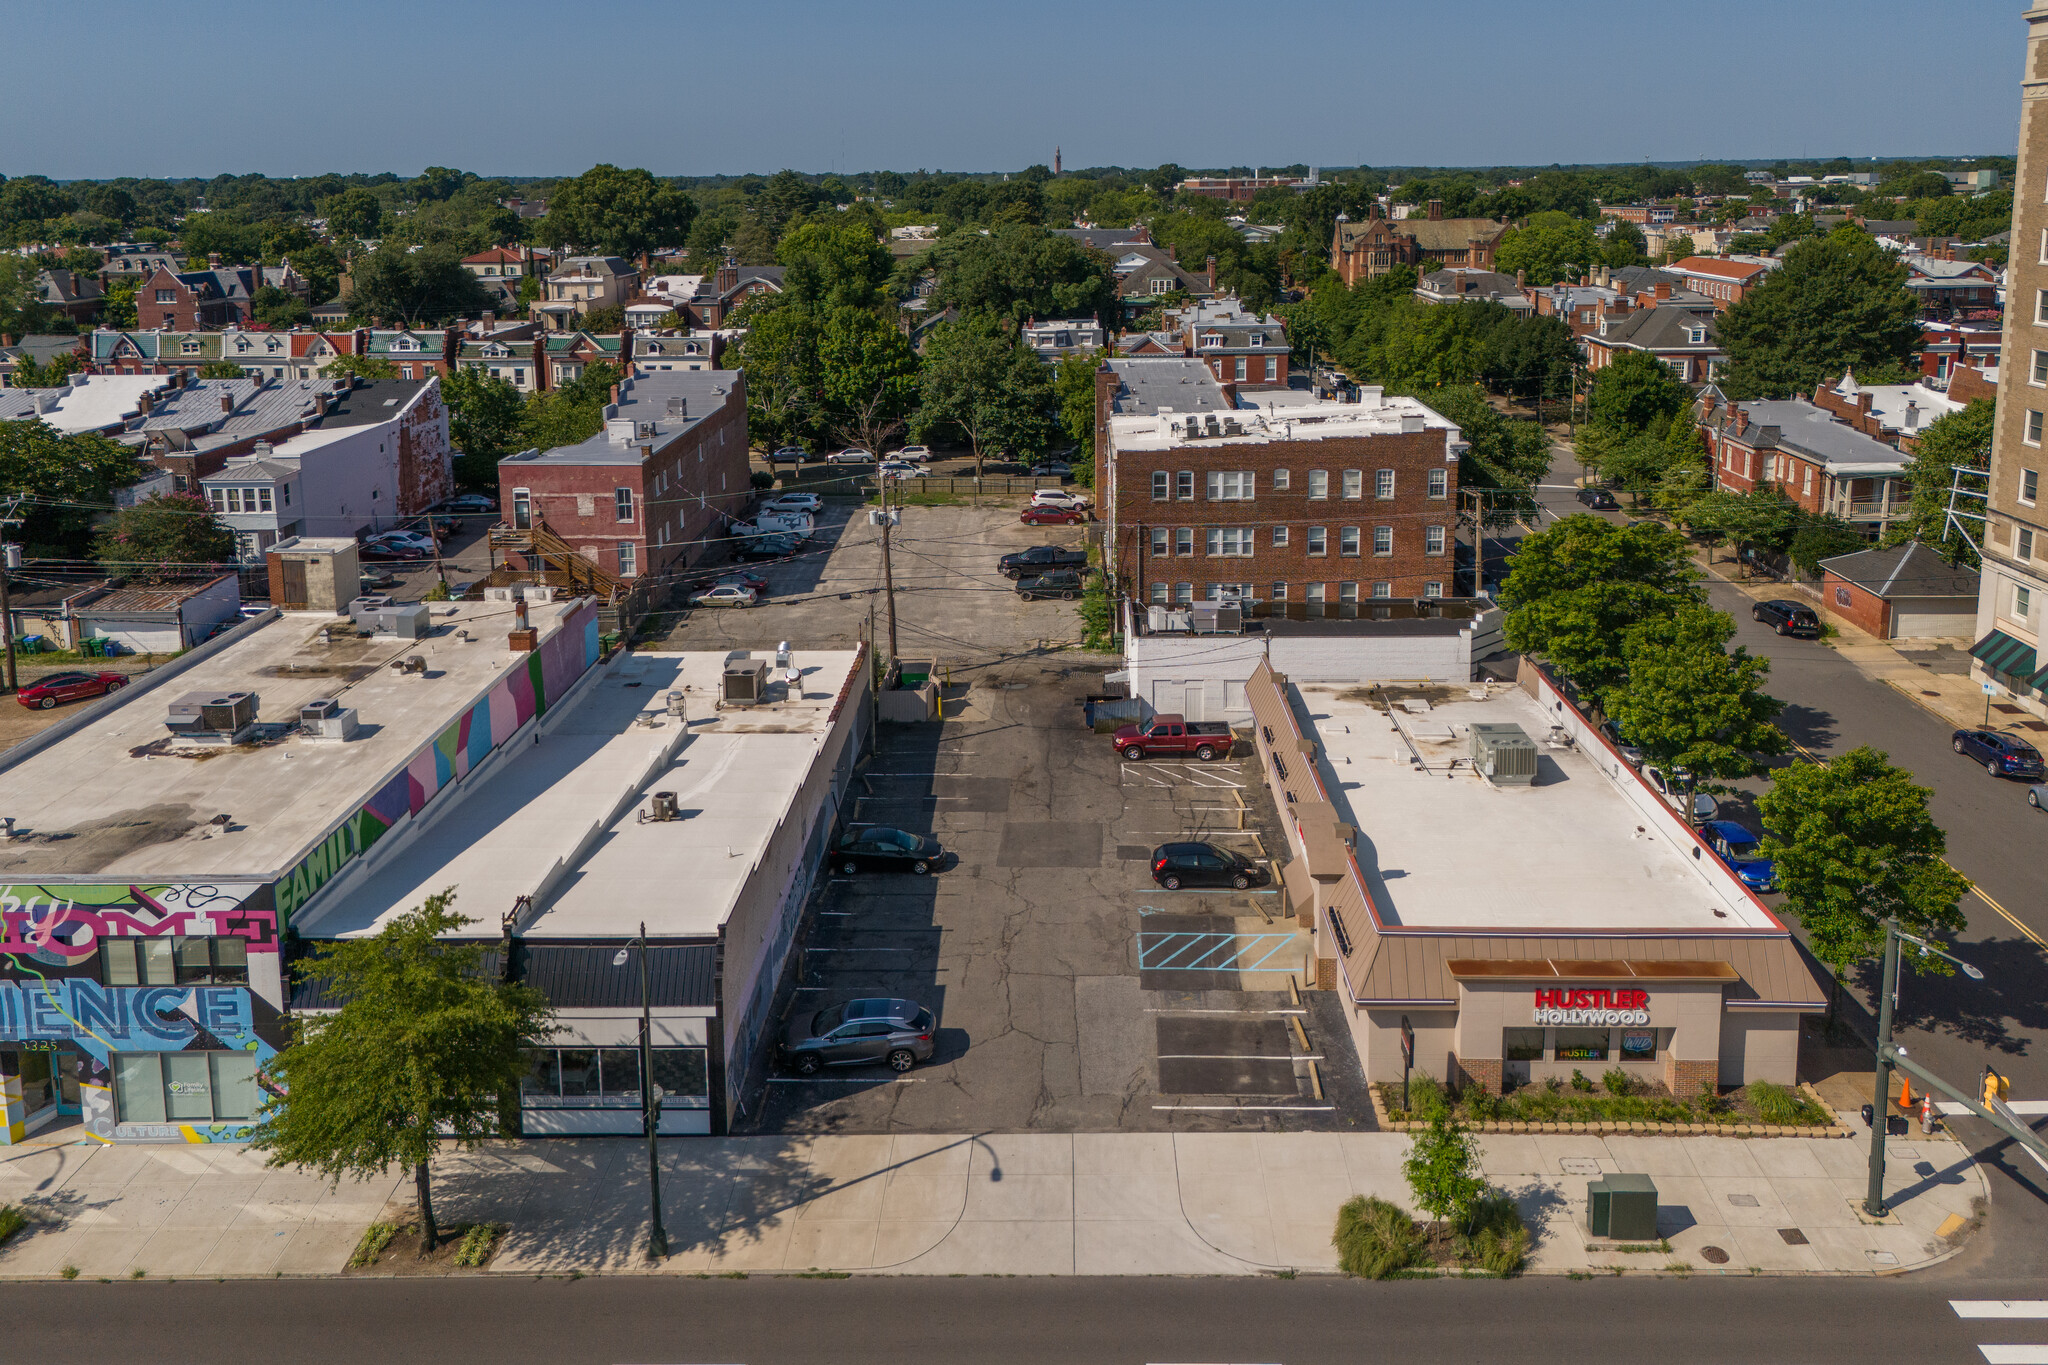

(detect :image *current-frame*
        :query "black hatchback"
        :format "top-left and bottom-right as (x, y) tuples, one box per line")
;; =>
(1753, 599), (1821, 638)
(1151, 841), (1270, 891)
(833, 825), (943, 874)
(1575, 486), (1618, 509)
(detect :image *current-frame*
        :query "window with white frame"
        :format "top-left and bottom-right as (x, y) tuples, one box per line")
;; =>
(1424, 581), (1443, 598)
(2026, 470), (2040, 504)
(1234, 357), (1246, 380)
(1341, 469), (1362, 499)
(1151, 528), (1169, 556)
(1307, 470), (1328, 499)
(1174, 527), (1194, 555)
(1151, 582), (1169, 604)
(2036, 288), (2048, 325)
(1206, 471), (1255, 500)
(2014, 583), (2033, 623)
(617, 541), (637, 576)
(1372, 581), (1393, 598)
(1272, 469), (1290, 491)
(1271, 582), (1287, 601)
(1307, 527), (1327, 555)
(1176, 471), (1195, 500)
(1375, 469), (1395, 499)
(614, 487), (634, 522)
(1305, 582), (1325, 605)
(1425, 525), (1446, 555)
(1340, 527), (1361, 556)
(1428, 468), (1447, 499)
(1272, 525), (1288, 549)
(2030, 412), (2044, 447)
(2034, 350), (2048, 386)
(1152, 471), (1170, 500)
(1339, 582), (1359, 608)
(1175, 581), (1193, 603)
(1150, 277), (1175, 295)
(1206, 528), (1255, 556)
(2020, 527), (2036, 562)
(1265, 357), (1277, 381)
(1373, 526), (1393, 555)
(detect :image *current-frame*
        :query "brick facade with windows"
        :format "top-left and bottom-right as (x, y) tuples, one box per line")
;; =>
(1104, 393), (1463, 611)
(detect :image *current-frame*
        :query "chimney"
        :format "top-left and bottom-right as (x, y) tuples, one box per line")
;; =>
(1516, 268), (1526, 287)
(314, 392), (329, 417)
(1428, 199), (1443, 220)
(207, 252), (221, 269)
(1654, 282), (1671, 300)
(620, 326), (634, 371)
(481, 310), (495, 331)
(219, 392), (234, 414)
(138, 390), (153, 415)
(1205, 255), (1217, 291)
(716, 255), (738, 296)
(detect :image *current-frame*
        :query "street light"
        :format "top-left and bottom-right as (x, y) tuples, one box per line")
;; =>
(1864, 920), (1981, 1218)
(613, 925), (668, 1260)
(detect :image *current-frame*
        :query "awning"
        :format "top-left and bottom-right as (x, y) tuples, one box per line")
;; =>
(1970, 629), (2037, 680)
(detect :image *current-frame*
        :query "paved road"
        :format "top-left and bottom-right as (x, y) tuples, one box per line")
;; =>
(7, 1273), (2045, 1363)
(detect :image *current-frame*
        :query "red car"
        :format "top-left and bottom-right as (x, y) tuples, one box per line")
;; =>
(1020, 506), (1086, 526)
(16, 670), (128, 710)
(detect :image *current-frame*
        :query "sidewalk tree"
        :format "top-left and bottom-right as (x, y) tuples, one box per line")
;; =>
(1402, 1112), (1485, 1233)
(1606, 605), (1787, 779)
(1786, 514), (1869, 578)
(1716, 229), (1922, 400)
(730, 306), (823, 450)
(1499, 516), (1702, 698)
(250, 893), (554, 1256)
(1757, 747), (1972, 1025)
(1586, 350), (1689, 437)
(442, 368), (527, 489)
(91, 492), (234, 581)
(1889, 398), (1994, 564)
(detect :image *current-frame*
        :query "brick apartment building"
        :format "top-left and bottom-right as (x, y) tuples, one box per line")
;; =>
(1100, 371), (1464, 613)
(1664, 256), (1773, 311)
(498, 368), (749, 584)
(1696, 389), (1907, 538)
(1330, 202), (1508, 285)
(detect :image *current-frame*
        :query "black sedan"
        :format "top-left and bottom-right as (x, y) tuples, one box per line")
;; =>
(1953, 728), (2047, 780)
(832, 825), (943, 875)
(1575, 486), (1618, 510)
(1150, 841), (1270, 891)
(1752, 599), (1821, 638)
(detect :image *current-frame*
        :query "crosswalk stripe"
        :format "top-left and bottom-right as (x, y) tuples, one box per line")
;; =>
(1939, 1101), (2048, 1116)
(1977, 1347), (2048, 1363)
(1954, 1303), (2048, 1319)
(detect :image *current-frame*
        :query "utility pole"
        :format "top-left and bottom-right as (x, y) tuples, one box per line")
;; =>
(873, 474), (899, 665)
(0, 496), (21, 693)
(637, 922), (668, 1260)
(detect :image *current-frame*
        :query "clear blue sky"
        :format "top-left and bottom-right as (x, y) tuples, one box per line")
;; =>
(0, 0), (2025, 179)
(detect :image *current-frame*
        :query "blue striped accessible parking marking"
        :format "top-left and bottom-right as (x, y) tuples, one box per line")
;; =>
(1138, 931), (1298, 973)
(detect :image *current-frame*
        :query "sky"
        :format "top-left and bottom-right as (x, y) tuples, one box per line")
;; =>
(0, 0), (2027, 180)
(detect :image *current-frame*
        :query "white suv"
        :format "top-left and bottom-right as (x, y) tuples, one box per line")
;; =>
(1030, 488), (1091, 511)
(896, 445), (933, 463)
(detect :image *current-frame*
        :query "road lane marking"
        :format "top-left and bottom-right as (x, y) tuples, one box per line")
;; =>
(1977, 1348), (2048, 1363)
(1955, 1303), (2048, 1318)
(1940, 1102), (2048, 1116)
(1157, 1054), (1324, 1062)
(1152, 1104), (1333, 1112)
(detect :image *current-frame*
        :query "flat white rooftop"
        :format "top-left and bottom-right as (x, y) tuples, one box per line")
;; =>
(297, 649), (858, 941)
(1109, 392), (1460, 453)
(0, 599), (586, 879)
(1298, 685), (1771, 933)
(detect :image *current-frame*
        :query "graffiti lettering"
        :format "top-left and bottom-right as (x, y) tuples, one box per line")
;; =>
(0, 883), (275, 966)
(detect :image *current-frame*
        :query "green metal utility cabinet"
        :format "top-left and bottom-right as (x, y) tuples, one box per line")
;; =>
(1587, 1173), (1659, 1240)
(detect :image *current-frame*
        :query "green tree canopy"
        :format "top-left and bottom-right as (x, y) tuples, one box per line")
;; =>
(0, 419), (146, 554)
(1586, 350), (1690, 437)
(923, 224), (1119, 330)
(347, 244), (494, 326)
(818, 306), (920, 454)
(1757, 748), (1972, 1020)
(1787, 515), (1870, 577)
(251, 285), (311, 329)
(1890, 398), (1993, 563)
(325, 352), (397, 382)
(195, 361), (246, 380)
(92, 492), (235, 579)
(1407, 384), (1550, 514)
(1494, 212), (1601, 286)
(1606, 604), (1786, 779)
(916, 311), (1054, 473)
(537, 164), (695, 258)
(1499, 516), (1702, 697)
(249, 893), (554, 1255)
(1716, 230), (1922, 399)
(777, 221), (895, 312)
(441, 368), (528, 489)
(1055, 347), (1109, 474)
(730, 306), (824, 450)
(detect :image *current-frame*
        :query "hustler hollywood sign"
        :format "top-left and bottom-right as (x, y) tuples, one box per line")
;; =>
(1533, 988), (1651, 1026)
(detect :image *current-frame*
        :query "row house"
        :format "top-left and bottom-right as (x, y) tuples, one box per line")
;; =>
(1664, 256), (1774, 311)
(1902, 255), (2001, 320)
(1697, 388), (1907, 538)
(543, 331), (625, 387)
(97, 247), (181, 289)
(498, 368), (749, 584)
(1100, 365), (1466, 613)
(461, 245), (551, 309)
(136, 262), (308, 330)
(1919, 320), (2001, 395)
(35, 268), (103, 323)
(1808, 371), (1963, 453)
(1172, 300), (1290, 389)
(533, 255), (641, 332)
(639, 259), (786, 329)
(119, 373), (347, 491)
(1329, 202), (1509, 285)
(365, 328), (459, 381)
(1582, 301), (1725, 384)
(1601, 204), (1679, 225)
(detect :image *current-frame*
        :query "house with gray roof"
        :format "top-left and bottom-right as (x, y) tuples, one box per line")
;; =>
(1818, 540), (1979, 640)
(1697, 390), (1908, 536)
(0, 334), (88, 387)
(1584, 304), (1726, 384)
(1415, 269), (1533, 312)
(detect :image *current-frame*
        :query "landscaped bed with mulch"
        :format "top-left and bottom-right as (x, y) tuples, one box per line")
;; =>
(1333, 1194), (1529, 1278)
(1379, 1072), (1833, 1129)
(344, 1209), (505, 1275)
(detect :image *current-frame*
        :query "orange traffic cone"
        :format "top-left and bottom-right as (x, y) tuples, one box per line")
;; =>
(1898, 1074), (1915, 1112)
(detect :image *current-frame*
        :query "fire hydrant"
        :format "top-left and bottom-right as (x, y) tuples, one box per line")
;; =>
(1920, 1091), (1936, 1134)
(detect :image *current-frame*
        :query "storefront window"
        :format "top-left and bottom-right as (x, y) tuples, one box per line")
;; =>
(113, 1052), (258, 1124)
(599, 1048), (640, 1099)
(558, 1049), (598, 1098)
(102, 937), (248, 987)
(1620, 1029), (1660, 1061)
(519, 1046), (709, 1108)
(1502, 1028), (1545, 1061)
(1553, 1028), (1610, 1062)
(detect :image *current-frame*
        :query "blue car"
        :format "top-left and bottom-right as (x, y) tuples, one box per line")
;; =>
(1953, 727), (2047, 780)
(1702, 820), (1777, 892)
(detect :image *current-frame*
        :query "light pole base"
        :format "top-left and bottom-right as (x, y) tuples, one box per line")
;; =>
(648, 1231), (669, 1261)
(1853, 1198), (1901, 1226)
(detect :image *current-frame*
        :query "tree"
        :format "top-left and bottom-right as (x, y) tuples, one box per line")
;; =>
(916, 312), (1054, 475)
(777, 221), (894, 312)
(249, 893), (554, 1255)
(441, 367), (528, 488)
(1716, 230), (1921, 400)
(1586, 351), (1689, 437)
(102, 278), (140, 330)
(326, 352), (396, 381)
(1601, 219), (1649, 268)
(252, 285), (311, 329)
(1787, 515), (1870, 578)
(1403, 1113), (1485, 1233)
(196, 361), (247, 379)
(537, 164), (695, 258)
(1685, 486), (1804, 568)
(923, 224), (1119, 330)
(818, 306), (919, 455)
(522, 361), (623, 453)
(1606, 605), (1786, 780)
(1413, 384), (1550, 512)
(1499, 517), (1701, 698)
(1758, 748), (1973, 1025)
(92, 492), (235, 579)
(9, 351), (83, 388)
(0, 254), (46, 338)
(346, 245), (494, 326)
(730, 306), (823, 450)
(577, 305), (625, 333)
(1494, 212), (1601, 286)
(0, 419), (146, 554)
(1055, 347), (1109, 476)
(1890, 398), (1994, 563)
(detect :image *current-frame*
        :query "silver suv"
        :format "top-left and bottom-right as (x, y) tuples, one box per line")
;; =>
(782, 997), (936, 1074)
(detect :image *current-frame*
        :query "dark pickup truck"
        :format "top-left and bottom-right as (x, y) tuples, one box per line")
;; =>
(1112, 714), (1234, 761)
(999, 545), (1089, 579)
(1016, 569), (1087, 601)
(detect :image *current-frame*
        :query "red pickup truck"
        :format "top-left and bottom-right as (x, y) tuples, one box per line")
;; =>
(1112, 715), (1234, 761)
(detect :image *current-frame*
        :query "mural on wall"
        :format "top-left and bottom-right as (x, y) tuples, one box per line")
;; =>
(277, 601), (602, 924)
(0, 882), (274, 967)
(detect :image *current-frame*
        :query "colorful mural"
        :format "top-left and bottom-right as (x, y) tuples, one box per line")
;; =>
(0, 882), (274, 967)
(276, 600), (602, 923)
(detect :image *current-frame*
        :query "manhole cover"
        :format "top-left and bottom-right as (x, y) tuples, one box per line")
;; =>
(1867, 1249), (1899, 1266)
(1699, 1246), (1730, 1264)
(1727, 1193), (1759, 1207)
(1777, 1228), (1809, 1246)
(1560, 1158), (1602, 1175)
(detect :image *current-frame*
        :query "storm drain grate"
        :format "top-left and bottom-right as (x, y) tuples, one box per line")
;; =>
(1778, 1227), (1809, 1246)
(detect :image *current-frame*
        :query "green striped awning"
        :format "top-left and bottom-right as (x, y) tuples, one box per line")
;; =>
(1970, 629), (2037, 679)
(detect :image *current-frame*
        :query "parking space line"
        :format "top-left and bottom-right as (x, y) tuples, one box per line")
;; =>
(1157, 1054), (1323, 1061)
(1143, 1008), (1307, 1015)
(1152, 1104), (1333, 1112)
(767, 1077), (924, 1085)
(1138, 931), (1300, 972)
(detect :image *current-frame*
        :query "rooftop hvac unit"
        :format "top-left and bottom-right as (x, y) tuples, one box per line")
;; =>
(298, 697), (360, 741)
(165, 690), (260, 744)
(526, 586), (557, 605)
(349, 593), (394, 629)
(1147, 605), (1171, 632)
(483, 586), (520, 603)
(722, 658), (770, 705)
(1187, 602), (1241, 635)
(1468, 722), (1538, 785)
(377, 602), (430, 639)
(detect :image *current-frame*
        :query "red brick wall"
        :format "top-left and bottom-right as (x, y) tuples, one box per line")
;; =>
(1949, 364), (1998, 404)
(1111, 426), (1459, 604)
(1821, 572), (1891, 638)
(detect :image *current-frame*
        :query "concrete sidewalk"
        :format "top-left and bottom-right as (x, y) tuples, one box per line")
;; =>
(0, 1125), (1983, 1279)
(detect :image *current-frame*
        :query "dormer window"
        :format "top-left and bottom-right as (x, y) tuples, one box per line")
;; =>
(182, 340), (201, 354)
(1249, 333), (1265, 347)
(267, 338), (281, 352)
(1198, 332), (1224, 349)
(1686, 326), (1706, 344)
(235, 339), (250, 352)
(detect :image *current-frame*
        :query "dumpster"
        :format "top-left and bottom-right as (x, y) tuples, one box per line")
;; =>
(1587, 1173), (1658, 1240)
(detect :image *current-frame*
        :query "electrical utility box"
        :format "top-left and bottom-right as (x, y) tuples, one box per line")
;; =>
(1586, 1174), (1659, 1240)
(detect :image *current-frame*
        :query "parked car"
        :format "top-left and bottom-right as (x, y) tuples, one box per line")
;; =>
(1575, 486), (1618, 510)
(1599, 719), (1643, 767)
(1644, 764), (1717, 821)
(1752, 599), (1821, 638)
(1112, 714), (1234, 761)
(238, 603), (271, 619)
(1701, 820), (1778, 893)
(1150, 841), (1270, 891)
(1030, 488), (1091, 510)
(441, 493), (498, 514)
(878, 460), (929, 479)
(761, 492), (822, 513)
(1953, 727), (2047, 779)
(832, 824), (943, 874)
(999, 545), (1090, 579)
(1017, 569), (1087, 601)
(358, 570), (401, 591)
(15, 670), (128, 710)
(896, 445), (933, 463)
(368, 530), (436, 555)
(1029, 460), (1073, 477)
(358, 541), (409, 563)
(767, 446), (809, 464)
(688, 583), (757, 609)
(1021, 505), (1086, 526)
(781, 998), (936, 1075)
(826, 447), (875, 465)
(2030, 784), (2048, 810)
(734, 534), (800, 561)
(710, 569), (770, 594)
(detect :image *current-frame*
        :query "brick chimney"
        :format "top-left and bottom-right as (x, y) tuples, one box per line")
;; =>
(716, 256), (738, 296)
(219, 391), (234, 414)
(207, 252), (221, 269)
(1654, 282), (1671, 300)
(1428, 199), (1443, 220)
(1205, 255), (1217, 291)
(481, 310), (495, 331)
(619, 326), (634, 371)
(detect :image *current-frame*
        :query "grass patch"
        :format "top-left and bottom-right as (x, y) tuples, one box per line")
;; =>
(1078, 580), (1115, 651)
(0, 1206), (28, 1247)
(1332, 1193), (1528, 1280)
(348, 1222), (398, 1269)
(60, 1265), (78, 1280)
(1334, 1196), (1421, 1279)
(1379, 1075), (1830, 1128)
(1611, 1240), (1672, 1254)
(453, 1222), (505, 1268)
(794, 1269), (852, 1279)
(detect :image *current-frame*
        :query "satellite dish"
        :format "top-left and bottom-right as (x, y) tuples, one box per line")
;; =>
(612, 949), (630, 967)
